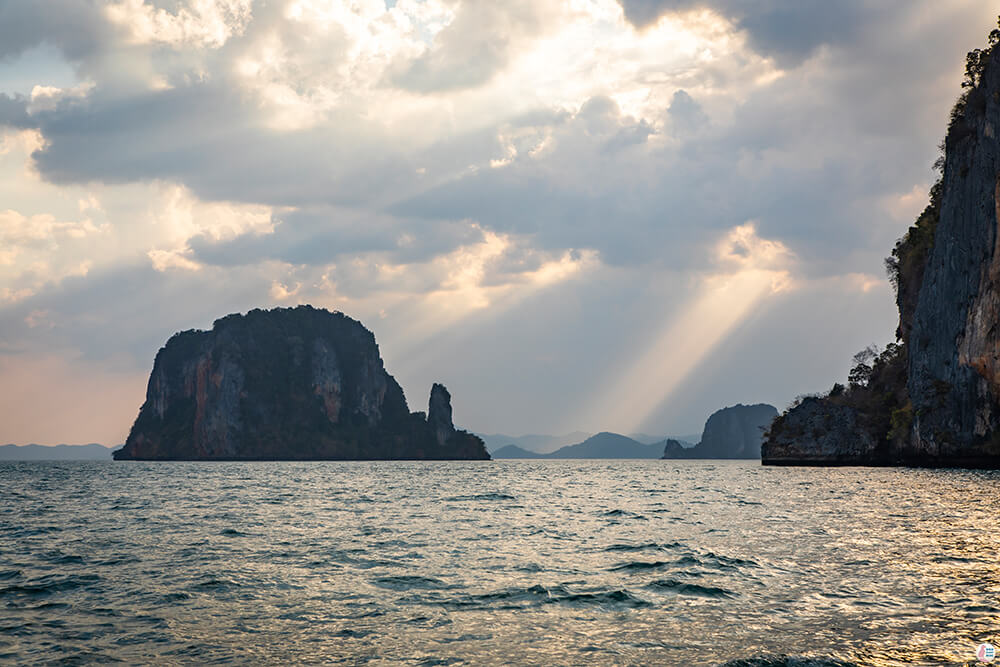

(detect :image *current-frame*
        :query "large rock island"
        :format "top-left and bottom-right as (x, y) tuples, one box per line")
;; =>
(114, 306), (489, 460)
(662, 404), (777, 459)
(763, 20), (1000, 468)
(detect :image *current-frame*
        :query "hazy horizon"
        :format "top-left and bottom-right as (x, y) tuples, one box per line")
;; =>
(1, 1), (996, 444)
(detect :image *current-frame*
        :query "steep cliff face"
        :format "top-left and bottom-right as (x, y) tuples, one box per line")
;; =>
(114, 306), (489, 460)
(763, 22), (1000, 468)
(662, 403), (777, 459)
(907, 45), (1000, 465)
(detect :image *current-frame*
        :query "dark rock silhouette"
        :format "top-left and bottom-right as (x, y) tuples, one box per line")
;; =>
(662, 404), (777, 459)
(113, 306), (489, 460)
(764, 19), (1000, 467)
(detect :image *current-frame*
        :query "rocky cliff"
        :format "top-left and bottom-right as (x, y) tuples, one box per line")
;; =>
(763, 19), (1000, 467)
(113, 306), (489, 460)
(662, 403), (777, 459)
(907, 38), (1000, 465)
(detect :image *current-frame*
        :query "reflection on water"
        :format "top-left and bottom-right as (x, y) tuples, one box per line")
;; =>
(1, 460), (999, 665)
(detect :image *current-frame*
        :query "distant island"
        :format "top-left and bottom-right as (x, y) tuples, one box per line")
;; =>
(0, 444), (119, 461)
(662, 404), (778, 460)
(763, 24), (1000, 468)
(113, 306), (489, 461)
(491, 404), (775, 459)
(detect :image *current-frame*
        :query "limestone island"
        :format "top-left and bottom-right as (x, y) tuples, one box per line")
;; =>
(662, 403), (777, 460)
(113, 306), (489, 461)
(763, 26), (1000, 468)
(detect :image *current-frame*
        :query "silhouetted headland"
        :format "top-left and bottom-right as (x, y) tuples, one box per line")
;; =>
(113, 306), (489, 460)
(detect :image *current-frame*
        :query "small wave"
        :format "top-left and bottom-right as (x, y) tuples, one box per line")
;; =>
(719, 657), (856, 667)
(0, 574), (98, 597)
(601, 509), (647, 519)
(559, 589), (650, 608)
(702, 552), (759, 569)
(674, 552), (759, 571)
(94, 555), (142, 566)
(160, 592), (191, 602)
(334, 628), (372, 639)
(444, 584), (649, 610)
(438, 633), (492, 644)
(646, 578), (737, 599)
(373, 575), (450, 591)
(604, 542), (683, 553)
(191, 578), (239, 591)
(0, 570), (21, 581)
(443, 493), (516, 501)
(219, 528), (248, 537)
(17, 525), (63, 536)
(415, 658), (463, 666)
(610, 560), (675, 572)
(466, 583), (568, 606)
(44, 553), (85, 565)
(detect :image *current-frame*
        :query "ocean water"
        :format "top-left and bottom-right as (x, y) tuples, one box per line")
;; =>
(2, 460), (999, 666)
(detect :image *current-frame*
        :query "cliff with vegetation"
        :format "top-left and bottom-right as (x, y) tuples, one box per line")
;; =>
(113, 306), (489, 461)
(763, 19), (1000, 467)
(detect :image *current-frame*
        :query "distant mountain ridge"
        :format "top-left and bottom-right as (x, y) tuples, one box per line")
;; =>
(491, 432), (696, 459)
(0, 444), (118, 460)
(491, 445), (546, 459)
(478, 432), (591, 454)
(546, 432), (664, 458)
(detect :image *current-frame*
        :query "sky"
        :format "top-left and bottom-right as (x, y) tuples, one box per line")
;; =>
(0, 0), (995, 445)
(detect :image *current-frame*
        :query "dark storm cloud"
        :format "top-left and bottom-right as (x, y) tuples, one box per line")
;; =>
(618, 0), (901, 66)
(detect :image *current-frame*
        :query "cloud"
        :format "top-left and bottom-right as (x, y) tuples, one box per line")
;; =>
(617, 0), (893, 67)
(0, 1), (997, 442)
(0, 0), (112, 62)
(667, 89), (707, 134)
(390, 0), (552, 93)
(0, 94), (33, 128)
(105, 0), (254, 48)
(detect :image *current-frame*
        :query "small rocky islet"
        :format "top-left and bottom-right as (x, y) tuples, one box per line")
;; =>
(113, 306), (488, 461)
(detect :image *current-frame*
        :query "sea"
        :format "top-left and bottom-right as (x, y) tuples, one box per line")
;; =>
(2, 460), (999, 666)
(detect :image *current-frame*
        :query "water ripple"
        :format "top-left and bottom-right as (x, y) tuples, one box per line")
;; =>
(2, 460), (999, 665)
